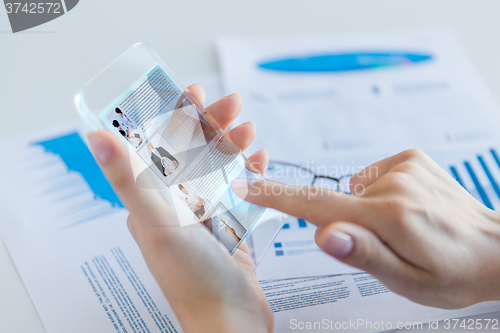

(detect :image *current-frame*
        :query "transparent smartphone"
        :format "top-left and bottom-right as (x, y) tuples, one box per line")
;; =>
(75, 43), (285, 273)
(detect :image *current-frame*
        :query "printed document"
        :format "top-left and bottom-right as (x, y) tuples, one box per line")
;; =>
(217, 30), (500, 162)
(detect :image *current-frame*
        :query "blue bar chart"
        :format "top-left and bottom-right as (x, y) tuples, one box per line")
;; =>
(448, 148), (500, 210)
(30, 132), (124, 229)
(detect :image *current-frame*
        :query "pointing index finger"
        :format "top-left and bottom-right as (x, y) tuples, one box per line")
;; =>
(231, 179), (364, 226)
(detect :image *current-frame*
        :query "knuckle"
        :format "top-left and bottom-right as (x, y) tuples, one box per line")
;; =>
(399, 149), (434, 167)
(393, 161), (419, 175)
(383, 171), (413, 192)
(377, 197), (411, 225)
(401, 148), (426, 161)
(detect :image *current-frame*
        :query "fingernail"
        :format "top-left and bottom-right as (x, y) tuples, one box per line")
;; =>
(323, 230), (353, 258)
(87, 132), (113, 164)
(231, 179), (255, 198)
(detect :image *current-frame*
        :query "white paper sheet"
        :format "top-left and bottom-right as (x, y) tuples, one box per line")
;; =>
(217, 30), (500, 163)
(261, 274), (500, 333)
(0, 122), (182, 333)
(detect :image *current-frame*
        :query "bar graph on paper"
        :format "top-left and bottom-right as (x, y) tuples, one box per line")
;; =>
(446, 148), (500, 210)
(22, 132), (124, 230)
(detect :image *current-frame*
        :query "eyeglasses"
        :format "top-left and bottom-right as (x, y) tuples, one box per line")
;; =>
(265, 160), (353, 194)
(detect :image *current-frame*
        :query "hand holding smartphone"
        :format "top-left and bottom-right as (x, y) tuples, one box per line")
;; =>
(75, 43), (284, 262)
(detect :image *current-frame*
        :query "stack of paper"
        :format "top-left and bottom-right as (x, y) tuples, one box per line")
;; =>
(217, 31), (500, 332)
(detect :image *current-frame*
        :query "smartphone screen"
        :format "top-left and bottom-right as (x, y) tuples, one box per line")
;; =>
(100, 65), (264, 253)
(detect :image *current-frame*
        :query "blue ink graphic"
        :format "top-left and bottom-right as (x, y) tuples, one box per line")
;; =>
(478, 155), (500, 201)
(258, 52), (432, 72)
(33, 132), (123, 208)
(464, 161), (493, 209)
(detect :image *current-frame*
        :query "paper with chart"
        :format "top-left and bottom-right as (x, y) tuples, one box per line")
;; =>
(0, 121), (182, 333)
(218, 30), (500, 281)
(253, 144), (500, 280)
(217, 30), (500, 163)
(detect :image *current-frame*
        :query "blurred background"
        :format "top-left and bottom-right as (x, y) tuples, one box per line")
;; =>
(2, 0), (500, 139)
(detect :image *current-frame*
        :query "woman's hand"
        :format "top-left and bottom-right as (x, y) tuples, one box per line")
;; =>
(87, 84), (272, 333)
(232, 149), (500, 309)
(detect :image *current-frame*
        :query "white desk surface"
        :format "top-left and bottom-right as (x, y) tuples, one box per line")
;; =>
(2, 1), (500, 332)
